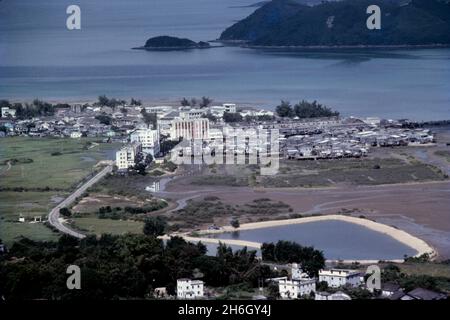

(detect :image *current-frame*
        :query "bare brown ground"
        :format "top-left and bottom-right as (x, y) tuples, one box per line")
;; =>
(162, 178), (450, 258)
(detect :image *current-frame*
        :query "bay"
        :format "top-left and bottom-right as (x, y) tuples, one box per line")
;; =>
(0, 0), (449, 120)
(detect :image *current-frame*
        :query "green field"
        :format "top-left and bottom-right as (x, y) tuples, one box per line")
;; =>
(72, 216), (144, 236)
(0, 137), (120, 245)
(0, 137), (119, 189)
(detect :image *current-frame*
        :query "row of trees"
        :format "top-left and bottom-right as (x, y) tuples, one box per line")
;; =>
(181, 96), (213, 108)
(0, 230), (328, 300)
(0, 234), (268, 300)
(261, 240), (325, 277)
(0, 99), (71, 120)
(275, 100), (339, 119)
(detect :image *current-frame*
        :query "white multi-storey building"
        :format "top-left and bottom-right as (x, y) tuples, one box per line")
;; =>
(318, 269), (361, 288)
(177, 279), (204, 300)
(130, 128), (160, 156)
(278, 279), (316, 299)
(170, 118), (209, 141)
(115, 142), (142, 170)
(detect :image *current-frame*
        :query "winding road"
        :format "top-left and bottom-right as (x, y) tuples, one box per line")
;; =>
(48, 165), (113, 239)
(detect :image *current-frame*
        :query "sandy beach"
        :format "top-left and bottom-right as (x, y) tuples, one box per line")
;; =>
(166, 215), (436, 264)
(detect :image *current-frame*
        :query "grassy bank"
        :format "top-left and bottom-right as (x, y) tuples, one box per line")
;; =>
(0, 137), (120, 245)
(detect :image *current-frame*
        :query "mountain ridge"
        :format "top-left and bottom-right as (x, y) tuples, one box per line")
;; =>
(220, 0), (450, 46)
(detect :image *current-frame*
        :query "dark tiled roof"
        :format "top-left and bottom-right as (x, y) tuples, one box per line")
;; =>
(407, 288), (447, 300)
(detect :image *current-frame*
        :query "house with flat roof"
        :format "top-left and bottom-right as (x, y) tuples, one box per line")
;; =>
(318, 269), (361, 288)
(278, 279), (316, 299)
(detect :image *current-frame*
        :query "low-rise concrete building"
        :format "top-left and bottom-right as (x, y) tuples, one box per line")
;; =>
(278, 279), (316, 299)
(318, 269), (361, 288)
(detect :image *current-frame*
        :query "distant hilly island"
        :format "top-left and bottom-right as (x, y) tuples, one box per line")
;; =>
(134, 36), (213, 50)
(220, 0), (450, 47)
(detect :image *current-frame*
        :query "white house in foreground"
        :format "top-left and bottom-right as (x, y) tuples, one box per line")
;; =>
(177, 279), (204, 300)
(278, 279), (316, 299)
(319, 269), (361, 288)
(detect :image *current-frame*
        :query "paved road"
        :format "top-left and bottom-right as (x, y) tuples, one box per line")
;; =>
(48, 165), (113, 239)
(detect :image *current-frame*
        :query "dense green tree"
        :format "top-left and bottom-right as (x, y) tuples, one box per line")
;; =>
(199, 96), (213, 108)
(223, 112), (243, 123)
(59, 208), (72, 217)
(275, 100), (294, 118)
(181, 97), (190, 107)
(294, 100), (339, 118)
(143, 216), (167, 237)
(261, 240), (325, 277)
(130, 98), (142, 106)
(141, 109), (157, 129)
(231, 218), (240, 228)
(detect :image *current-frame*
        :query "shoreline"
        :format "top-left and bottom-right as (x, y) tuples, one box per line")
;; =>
(166, 214), (436, 264)
(214, 40), (450, 50)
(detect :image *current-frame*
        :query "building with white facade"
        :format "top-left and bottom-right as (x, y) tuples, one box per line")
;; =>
(176, 279), (204, 300)
(318, 269), (361, 288)
(170, 118), (209, 141)
(144, 106), (174, 118)
(179, 108), (206, 120)
(115, 142), (142, 170)
(1, 107), (16, 118)
(130, 128), (160, 156)
(278, 279), (316, 299)
(208, 103), (237, 118)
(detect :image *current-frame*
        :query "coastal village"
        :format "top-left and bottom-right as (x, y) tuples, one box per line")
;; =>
(0, 98), (448, 301)
(0, 99), (437, 170)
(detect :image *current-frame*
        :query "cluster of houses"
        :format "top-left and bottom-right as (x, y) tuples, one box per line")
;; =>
(272, 264), (446, 301)
(1, 101), (436, 169)
(162, 264), (447, 300)
(281, 117), (435, 160)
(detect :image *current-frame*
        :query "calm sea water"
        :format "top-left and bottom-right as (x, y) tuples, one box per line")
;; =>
(1, 0), (449, 120)
(207, 220), (418, 260)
